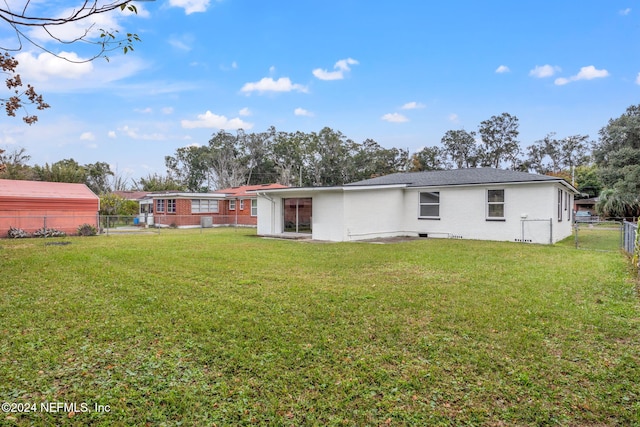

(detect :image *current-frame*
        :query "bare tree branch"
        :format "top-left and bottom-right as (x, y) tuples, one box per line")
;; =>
(0, 1), (147, 123)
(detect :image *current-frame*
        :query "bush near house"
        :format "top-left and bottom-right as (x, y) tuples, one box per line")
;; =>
(31, 227), (66, 238)
(6, 226), (29, 238)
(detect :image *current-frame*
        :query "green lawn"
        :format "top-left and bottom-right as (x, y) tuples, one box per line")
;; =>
(570, 223), (623, 252)
(1, 229), (639, 426)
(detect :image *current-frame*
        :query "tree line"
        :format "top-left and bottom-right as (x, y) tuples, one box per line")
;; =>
(1, 106), (639, 217)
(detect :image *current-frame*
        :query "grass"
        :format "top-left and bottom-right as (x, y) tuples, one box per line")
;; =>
(1, 228), (639, 426)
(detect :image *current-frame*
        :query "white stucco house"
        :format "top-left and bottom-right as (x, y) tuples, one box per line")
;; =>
(255, 168), (579, 244)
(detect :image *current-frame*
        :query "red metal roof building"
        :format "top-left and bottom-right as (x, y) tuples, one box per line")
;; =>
(0, 179), (100, 236)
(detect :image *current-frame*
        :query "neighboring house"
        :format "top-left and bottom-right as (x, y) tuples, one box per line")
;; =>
(216, 184), (289, 226)
(574, 197), (597, 214)
(256, 168), (579, 244)
(141, 191), (227, 227)
(142, 184), (288, 228)
(0, 179), (99, 236)
(113, 190), (149, 204)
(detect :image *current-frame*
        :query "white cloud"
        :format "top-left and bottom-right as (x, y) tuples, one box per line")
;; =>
(381, 113), (409, 123)
(14, 51), (147, 92)
(313, 58), (359, 80)
(620, 8), (632, 15)
(269, 66), (276, 74)
(135, 107), (153, 114)
(118, 125), (167, 141)
(169, 0), (211, 14)
(401, 102), (425, 110)
(529, 64), (560, 78)
(27, 7), (122, 44)
(495, 65), (510, 73)
(168, 34), (195, 51)
(80, 132), (95, 141)
(181, 111), (253, 129)
(575, 65), (609, 80)
(240, 77), (308, 94)
(239, 107), (252, 116)
(15, 51), (93, 82)
(294, 108), (314, 117)
(162, 107), (174, 115)
(448, 113), (460, 123)
(554, 65), (609, 86)
(636, 73), (640, 85)
(108, 131), (117, 139)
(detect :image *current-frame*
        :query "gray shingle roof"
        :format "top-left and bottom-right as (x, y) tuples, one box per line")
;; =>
(346, 168), (569, 187)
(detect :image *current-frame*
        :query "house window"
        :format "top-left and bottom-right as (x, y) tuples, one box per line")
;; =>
(229, 199), (236, 211)
(156, 199), (165, 213)
(240, 199), (245, 210)
(419, 192), (440, 218)
(565, 191), (570, 221)
(167, 199), (176, 213)
(558, 189), (563, 222)
(251, 199), (257, 217)
(191, 200), (219, 213)
(487, 189), (505, 220)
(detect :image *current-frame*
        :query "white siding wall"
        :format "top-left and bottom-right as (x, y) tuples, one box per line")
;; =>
(257, 193), (283, 235)
(312, 192), (345, 241)
(257, 182), (575, 244)
(343, 187), (406, 241)
(401, 183), (573, 244)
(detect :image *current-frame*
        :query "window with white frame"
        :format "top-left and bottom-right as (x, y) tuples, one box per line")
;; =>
(558, 189), (563, 221)
(167, 199), (176, 213)
(240, 199), (245, 210)
(191, 199), (219, 213)
(487, 189), (505, 219)
(229, 199), (236, 210)
(419, 192), (440, 218)
(156, 199), (165, 213)
(251, 199), (257, 216)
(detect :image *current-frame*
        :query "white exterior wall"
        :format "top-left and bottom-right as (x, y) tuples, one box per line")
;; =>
(343, 187), (406, 241)
(401, 182), (573, 244)
(256, 181), (575, 244)
(311, 191), (346, 241)
(257, 193), (284, 235)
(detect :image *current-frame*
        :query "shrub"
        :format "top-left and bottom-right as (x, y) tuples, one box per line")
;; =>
(33, 227), (67, 238)
(7, 226), (30, 238)
(77, 223), (98, 236)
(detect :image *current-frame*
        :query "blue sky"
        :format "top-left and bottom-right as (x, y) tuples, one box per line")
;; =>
(1, 0), (639, 184)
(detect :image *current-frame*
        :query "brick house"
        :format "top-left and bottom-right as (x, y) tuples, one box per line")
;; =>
(216, 184), (289, 226)
(144, 184), (288, 227)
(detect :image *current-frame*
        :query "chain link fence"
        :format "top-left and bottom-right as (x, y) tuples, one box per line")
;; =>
(573, 220), (623, 252)
(0, 214), (256, 238)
